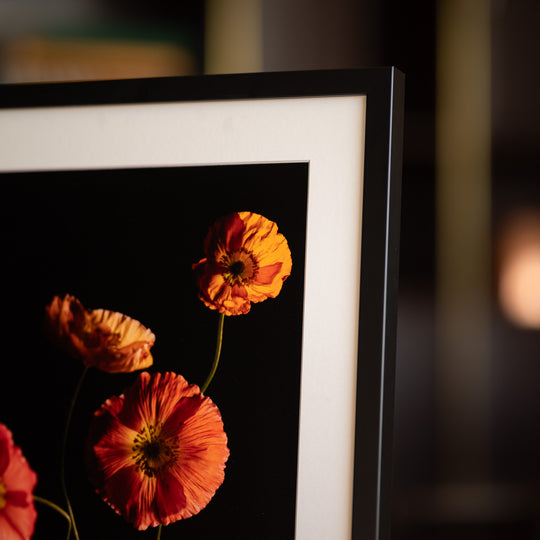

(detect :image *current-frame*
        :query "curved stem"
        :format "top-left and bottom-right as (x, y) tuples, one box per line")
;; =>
(201, 313), (225, 394)
(156, 524), (162, 540)
(60, 365), (88, 540)
(34, 495), (71, 522)
(34, 495), (72, 540)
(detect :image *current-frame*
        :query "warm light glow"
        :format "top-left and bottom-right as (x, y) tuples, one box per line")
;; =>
(498, 212), (540, 328)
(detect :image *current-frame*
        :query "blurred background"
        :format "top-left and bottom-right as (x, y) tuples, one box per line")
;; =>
(1, 0), (540, 538)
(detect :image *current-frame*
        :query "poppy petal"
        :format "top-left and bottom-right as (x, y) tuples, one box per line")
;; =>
(0, 424), (37, 540)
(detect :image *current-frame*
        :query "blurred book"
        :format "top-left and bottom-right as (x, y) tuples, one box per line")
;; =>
(0, 23), (200, 83)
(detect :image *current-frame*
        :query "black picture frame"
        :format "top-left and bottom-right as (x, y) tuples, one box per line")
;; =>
(0, 68), (404, 540)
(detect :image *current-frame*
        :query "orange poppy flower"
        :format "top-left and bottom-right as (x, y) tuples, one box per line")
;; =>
(0, 424), (37, 540)
(45, 294), (155, 374)
(193, 212), (292, 316)
(86, 371), (229, 530)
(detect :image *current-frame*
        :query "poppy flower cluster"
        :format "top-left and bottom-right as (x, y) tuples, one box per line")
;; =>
(4, 210), (291, 538)
(43, 295), (231, 534)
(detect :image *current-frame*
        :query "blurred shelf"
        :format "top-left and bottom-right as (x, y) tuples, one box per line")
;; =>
(0, 21), (202, 83)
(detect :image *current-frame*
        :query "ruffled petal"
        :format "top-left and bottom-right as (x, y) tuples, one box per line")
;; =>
(253, 262), (284, 287)
(101, 465), (156, 530)
(0, 430), (9, 476)
(204, 212), (245, 254)
(0, 502), (37, 540)
(0, 424), (37, 540)
(171, 396), (229, 518)
(44, 294), (88, 360)
(152, 471), (187, 527)
(1, 448), (36, 507)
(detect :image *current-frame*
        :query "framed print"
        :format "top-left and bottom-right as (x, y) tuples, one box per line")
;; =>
(0, 68), (404, 540)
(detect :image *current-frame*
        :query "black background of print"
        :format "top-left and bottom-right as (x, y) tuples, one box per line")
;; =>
(0, 162), (307, 539)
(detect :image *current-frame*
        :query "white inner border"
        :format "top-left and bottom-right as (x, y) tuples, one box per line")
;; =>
(0, 95), (366, 539)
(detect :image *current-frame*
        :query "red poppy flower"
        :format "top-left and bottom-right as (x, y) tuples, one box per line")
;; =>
(45, 294), (155, 373)
(0, 424), (37, 540)
(193, 212), (292, 315)
(86, 371), (229, 530)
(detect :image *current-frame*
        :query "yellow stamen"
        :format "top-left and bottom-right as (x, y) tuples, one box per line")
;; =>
(0, 478), (7, 511)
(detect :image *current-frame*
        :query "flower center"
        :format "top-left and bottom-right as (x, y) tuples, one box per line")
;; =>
(221, 249), (258, 285)
(229, 260), (245, 276)
(132, 424), (178, 477)
(0, 478), (6, 511)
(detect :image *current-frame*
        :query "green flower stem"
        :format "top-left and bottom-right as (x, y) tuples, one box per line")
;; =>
(201, 313), (225, 394)
(157, 524), (162, 540)
(60, 365), (88, 540)
(34, 495), (72, 540)
(34, 495), (71, 522)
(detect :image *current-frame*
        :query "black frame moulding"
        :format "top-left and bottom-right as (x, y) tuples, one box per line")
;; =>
(0, 68), (405, 540)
